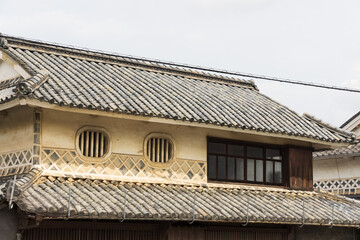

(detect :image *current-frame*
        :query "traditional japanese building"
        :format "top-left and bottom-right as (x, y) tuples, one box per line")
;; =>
(314, 111), (360, 198)
(0, 34), (359, 240)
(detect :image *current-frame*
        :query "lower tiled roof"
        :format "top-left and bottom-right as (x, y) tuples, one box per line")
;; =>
(1, 170), (360, 227)
(314, 143), (360, 159)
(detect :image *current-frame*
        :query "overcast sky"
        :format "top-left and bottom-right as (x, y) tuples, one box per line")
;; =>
(1, 0), (359, 127)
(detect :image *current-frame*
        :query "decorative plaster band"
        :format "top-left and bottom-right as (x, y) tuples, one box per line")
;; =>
(0, 149), (33, 176)
(314, 178), (360, 195)
(41, 148), (207, 183)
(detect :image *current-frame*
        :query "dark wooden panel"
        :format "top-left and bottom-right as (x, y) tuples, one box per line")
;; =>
(22, 222), (161, 240)
(205, 227), (288, 240)
(168, 226), (205, 240)
(22, 221), (289, 240)
(288, 147), (313, 190)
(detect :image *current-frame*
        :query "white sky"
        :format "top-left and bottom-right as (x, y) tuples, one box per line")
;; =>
(1, 0), (359, 127)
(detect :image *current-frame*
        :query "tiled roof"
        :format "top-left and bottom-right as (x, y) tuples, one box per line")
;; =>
(313, 143), (360, 159)
(0, 34), (355, 143)
(341, 111), (360, 129)
(1, 169), (360, 227)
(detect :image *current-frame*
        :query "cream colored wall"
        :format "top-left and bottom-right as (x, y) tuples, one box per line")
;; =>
(0, 50), (31, 81)
(0, 106), (33, 153)
(313, 156), (360, 181)
(354, 127), (360, 136)
(0, 59), (20, 82)
(42, 109), (310, 161)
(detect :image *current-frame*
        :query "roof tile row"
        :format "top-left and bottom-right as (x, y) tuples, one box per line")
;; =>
(1, 169), (360, 227)
(0, 35), (355, 143)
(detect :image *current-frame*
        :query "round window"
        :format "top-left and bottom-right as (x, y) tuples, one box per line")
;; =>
(144, 133), (175, 163)
(76, 127), (111, 161)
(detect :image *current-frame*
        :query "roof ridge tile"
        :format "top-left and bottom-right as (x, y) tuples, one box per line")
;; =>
(1, 34), (256, 89)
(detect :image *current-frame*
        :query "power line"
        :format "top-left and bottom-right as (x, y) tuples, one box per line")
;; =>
(148, 62), (360, 93)
(4, 33), (360, 93)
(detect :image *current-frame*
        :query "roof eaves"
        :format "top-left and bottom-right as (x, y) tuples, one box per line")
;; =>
(340, 111), (360, 130)
(7, 174), (360, 227)
(314, 152), (360, 160)
(303, 113), (356, 140)
(313, 142), (360, 159)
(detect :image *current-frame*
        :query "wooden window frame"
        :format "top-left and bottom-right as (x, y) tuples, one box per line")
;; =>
(207, 137), (286, 186)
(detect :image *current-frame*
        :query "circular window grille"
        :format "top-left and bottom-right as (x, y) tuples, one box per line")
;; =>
(77, 128), (109, 158)
(145, 134), (174, 163)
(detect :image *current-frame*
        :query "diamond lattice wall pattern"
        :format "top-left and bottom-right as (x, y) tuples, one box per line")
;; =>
(314, 179), (360, 195)
(0, 149), (33, 176)
(41, 148), (206, 183)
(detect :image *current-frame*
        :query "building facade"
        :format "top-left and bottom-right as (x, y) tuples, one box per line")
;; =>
(0, 34), (359, 240)
(314, 111), (360, 197)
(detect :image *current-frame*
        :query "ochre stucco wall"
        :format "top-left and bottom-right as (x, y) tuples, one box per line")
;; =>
(0, 106), (33, 153)
(41, 108), (310, 162)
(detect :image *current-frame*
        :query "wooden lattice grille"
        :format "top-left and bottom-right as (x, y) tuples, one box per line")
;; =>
(78, 130), (108, 158)
(146, 137), (173, 163)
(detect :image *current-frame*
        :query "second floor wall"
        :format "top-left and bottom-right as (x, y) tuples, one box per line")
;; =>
(1, 106), (316, 189)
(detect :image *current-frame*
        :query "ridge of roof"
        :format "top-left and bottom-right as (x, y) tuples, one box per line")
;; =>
(303, 113), (355, 139)
(0, 33), (257, 90)
(340, 111), (360, 129)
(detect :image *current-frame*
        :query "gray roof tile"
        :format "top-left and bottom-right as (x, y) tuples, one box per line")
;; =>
(0, 34), (355, 143)
(314, 143), (360, 158)
(1, 170), (360, 227)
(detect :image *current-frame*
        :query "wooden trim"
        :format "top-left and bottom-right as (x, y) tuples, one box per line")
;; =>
(288, 147), (313, 190)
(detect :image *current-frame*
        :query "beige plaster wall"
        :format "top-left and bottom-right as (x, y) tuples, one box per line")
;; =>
(42, 109), (309, 161)
(0, 106), (33, 153)
(354, 127), (360, 136)
(313, 156), (360, 181)
(0, 59), (20, 82)
(0, 50), (30, 81)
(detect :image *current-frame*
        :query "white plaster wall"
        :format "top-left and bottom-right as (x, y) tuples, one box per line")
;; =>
(0, 60), (20, 82)
(0, 106), (33, 153)
(314, 156), (360, 181)
(41, 109), (310, 161)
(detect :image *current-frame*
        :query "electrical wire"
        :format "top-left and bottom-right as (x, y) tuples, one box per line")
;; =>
(3, 33), (360, 93)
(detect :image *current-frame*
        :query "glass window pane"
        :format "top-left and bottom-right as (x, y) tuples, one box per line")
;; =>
(247, 159), (254, 181)
(208, 155), (217, 179)
(208, 142), (226, 154)
(228, 145), (244, 156)
(266, 161), (273, 183)
(275, 162), (282, 184)
(256, 160), (263, 182)
(236, 158), (244, 180)
(247, 147), (263, 158)
(266, 149), (282, 160)
(227, 157), (235, 180)
(218, 156), (226, 179)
